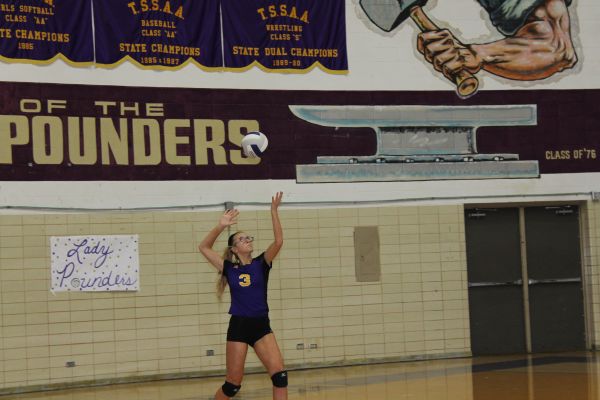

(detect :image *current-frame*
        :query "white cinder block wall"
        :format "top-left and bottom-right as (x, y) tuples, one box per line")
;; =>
(0, 205), (471, 392)
(2, 201), (599, 393)
(585, 202), (600, 348)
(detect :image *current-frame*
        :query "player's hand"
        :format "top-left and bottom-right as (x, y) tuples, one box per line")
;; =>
(417, 29), (482, 80)
(219, 209), (239, 227)
(271, 191), (283, 212)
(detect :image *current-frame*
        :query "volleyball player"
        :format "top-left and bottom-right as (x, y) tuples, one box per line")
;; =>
(198, 192), (287, 400)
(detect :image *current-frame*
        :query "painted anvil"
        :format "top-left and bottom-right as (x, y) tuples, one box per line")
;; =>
(290, 105), (539, 182)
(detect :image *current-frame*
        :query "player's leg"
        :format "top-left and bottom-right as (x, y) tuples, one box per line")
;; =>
(253, 333), (288, 400)
(215, 341), (248, 399)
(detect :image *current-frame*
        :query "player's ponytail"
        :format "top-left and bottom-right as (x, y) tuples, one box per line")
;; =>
(216, 232), (241, 299)
(216, 271), (228, 300)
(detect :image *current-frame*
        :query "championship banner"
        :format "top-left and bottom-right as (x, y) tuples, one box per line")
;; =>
(0, 0), (93, 65)
(50, 235), (140, 292)
(92, 0), (221, 69)
(221, 0), (348, 73)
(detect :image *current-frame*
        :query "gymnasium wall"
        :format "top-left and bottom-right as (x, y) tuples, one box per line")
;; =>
(585, 201), (600, 347)
(2, 0), (600, 394)
(1, 201), (599, 393)
(0, 204), (471, 393)
(2, 0), (599, 91)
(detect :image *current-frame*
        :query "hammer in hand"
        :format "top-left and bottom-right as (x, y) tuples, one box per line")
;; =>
(360, 0), (479, 98)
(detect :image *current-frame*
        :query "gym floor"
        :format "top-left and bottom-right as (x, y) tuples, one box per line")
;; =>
(2, 352), (597, 400)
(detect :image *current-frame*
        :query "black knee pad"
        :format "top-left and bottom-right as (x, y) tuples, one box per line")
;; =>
(271, 370), (288, 388)
(221, 381), (241, 397)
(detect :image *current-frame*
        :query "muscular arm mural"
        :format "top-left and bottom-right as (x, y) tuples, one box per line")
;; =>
(417, 0), (577, 81)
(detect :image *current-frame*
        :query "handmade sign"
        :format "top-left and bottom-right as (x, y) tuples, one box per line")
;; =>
(50, 235), (139, 292)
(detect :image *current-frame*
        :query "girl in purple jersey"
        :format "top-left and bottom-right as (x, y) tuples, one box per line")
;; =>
(199, 192), (287, 400)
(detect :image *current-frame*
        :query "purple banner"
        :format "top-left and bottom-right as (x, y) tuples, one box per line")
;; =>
(0, 82), (598, 181)
(222, 0), (348, 72)
(0, 0), (93, 64)
(93, 0), (221, 69)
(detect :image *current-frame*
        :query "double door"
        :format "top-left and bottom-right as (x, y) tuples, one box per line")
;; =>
(465, 205), (586, 354)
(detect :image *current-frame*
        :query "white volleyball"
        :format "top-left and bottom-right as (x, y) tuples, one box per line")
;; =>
(241, 131), (268, 158)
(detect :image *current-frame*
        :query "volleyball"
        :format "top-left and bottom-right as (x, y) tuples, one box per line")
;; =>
(241, 131), (268, 158)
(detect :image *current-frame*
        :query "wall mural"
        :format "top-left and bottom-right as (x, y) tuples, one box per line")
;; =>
(0, 82), (597, 182)
(292, 104), (539, 182)
(360, 0), (577, 98)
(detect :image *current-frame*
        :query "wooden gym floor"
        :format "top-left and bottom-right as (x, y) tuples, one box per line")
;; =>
(2, 352), (597, 400)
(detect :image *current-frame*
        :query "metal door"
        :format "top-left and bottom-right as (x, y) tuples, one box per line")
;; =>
(525, 206), (586, 352)
(465, 208), (526, 355)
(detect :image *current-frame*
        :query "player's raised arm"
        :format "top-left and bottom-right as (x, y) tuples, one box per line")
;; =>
(198, 209), (239, 272)
(264, 192), (283, 264)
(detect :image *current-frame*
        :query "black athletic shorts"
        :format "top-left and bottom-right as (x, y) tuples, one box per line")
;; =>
(227, 315), (272, 347)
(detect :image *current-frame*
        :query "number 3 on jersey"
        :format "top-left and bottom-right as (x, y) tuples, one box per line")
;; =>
(239, 274), (251, 287)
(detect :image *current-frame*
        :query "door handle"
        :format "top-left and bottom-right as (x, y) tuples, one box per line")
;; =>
(528, 278), (581, 285)
(468, 279), (522, 288)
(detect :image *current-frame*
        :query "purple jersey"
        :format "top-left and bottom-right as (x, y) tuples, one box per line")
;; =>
(223, 252), (272, 317)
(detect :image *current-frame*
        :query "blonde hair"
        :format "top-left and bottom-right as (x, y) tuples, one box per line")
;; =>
(216, 232), (242, 300)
